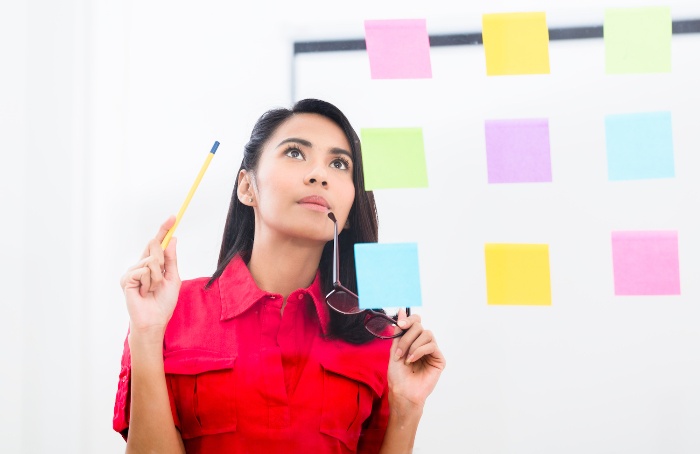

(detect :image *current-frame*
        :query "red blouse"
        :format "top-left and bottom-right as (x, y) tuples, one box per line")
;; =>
(113, 255), (392, 453)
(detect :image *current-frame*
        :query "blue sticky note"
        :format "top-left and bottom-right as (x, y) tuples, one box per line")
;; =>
(605, 111), (675, 181)
(354, 243), (422, 309)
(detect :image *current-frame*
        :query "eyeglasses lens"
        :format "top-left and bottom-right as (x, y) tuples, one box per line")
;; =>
(327, 290), (361, 314)
(364, 315), (399, 339)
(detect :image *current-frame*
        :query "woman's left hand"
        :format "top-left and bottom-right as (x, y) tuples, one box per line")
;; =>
(387, 309), (446, 412)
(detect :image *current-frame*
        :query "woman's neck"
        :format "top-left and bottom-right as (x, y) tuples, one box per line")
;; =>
(246, 233), (324, 299)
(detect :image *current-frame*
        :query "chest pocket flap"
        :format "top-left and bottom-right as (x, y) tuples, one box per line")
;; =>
(164, 349), (238, 440)
(319, 354), (384, 397)
(164, 349), (236, 375)
(319, 356), (385, 451)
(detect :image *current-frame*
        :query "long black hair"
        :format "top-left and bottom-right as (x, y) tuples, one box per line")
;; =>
(207, 99), (379, 344)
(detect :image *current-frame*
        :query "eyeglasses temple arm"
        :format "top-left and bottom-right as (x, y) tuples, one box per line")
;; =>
(328, 212), (340, 286)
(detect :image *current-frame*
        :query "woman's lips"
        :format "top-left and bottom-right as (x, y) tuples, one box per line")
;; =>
(299, 202), (330, 212)
(298, 195), (330, 212)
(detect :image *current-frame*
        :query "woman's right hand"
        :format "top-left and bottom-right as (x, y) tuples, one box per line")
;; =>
(120, 216), (182, 337)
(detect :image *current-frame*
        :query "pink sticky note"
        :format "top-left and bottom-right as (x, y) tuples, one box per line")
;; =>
(611, 231), (681, 295)
(364, 19), (432, 79)
(485, 118), (552, 184)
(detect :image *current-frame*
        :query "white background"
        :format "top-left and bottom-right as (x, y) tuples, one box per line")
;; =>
(1, 1), (699, 453)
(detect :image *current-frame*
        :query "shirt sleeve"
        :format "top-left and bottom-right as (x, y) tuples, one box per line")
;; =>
(112, 330), (181, 441)
(112, 332), (132, 440)
(356, 386), (390, 454)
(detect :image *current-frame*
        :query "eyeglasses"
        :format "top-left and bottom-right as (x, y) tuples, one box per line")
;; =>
(325, 212), (410, 339)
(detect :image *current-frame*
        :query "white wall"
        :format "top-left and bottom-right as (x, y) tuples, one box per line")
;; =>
(2, 0), (87, 452)
(1, 0), (698, 453)
(0, 2), (27, 453)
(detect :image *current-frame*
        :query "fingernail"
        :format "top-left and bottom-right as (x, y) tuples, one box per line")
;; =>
(405, 354), (414, 365)
(395, 348), (403, 360)
(397, 320), (407, 328)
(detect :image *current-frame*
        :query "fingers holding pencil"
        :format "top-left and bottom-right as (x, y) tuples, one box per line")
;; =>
(125, 217), (176, 295)
(132, 216), (171, 295)
(121, 216), (183, 332)
(144, 216), (180, 292)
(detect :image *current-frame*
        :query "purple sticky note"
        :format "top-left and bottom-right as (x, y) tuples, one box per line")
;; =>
(364, 19), (432, 79)
(485, 118), (552, 184)
(611, 231), (681, 296)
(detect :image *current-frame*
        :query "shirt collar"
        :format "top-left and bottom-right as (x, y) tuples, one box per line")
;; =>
(217, 255), (331, 336)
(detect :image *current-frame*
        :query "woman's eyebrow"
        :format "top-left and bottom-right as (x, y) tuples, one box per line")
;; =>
(277, 137), (312, 148)
(330, 147), (353, 161)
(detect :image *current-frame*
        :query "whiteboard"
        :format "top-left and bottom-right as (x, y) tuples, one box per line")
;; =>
(293, 17), (700, 454)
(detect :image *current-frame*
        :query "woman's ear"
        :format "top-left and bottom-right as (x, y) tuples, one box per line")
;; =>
(237, 170), (255, 206)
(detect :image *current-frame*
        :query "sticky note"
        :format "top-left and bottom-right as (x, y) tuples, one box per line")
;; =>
(605, 112), (675, 181)
(354, 243), (422, 309)
(485, 118), (552, 184)
(611, 231), (680, 295)
(605, 7), (672, 74)
(360, 127), (428, 190)
(482, 12), (550, 76)
(485, 244), (551, 306)
(364, 19), (432, 79)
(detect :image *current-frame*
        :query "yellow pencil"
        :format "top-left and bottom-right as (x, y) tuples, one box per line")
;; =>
(161, 141), (219, 250)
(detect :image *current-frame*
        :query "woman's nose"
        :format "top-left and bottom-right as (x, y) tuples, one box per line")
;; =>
(304, 166), (328, 187)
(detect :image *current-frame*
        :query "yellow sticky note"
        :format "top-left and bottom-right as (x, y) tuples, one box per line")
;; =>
(485, 244), (551, 306)
(482, 12), (550, 76)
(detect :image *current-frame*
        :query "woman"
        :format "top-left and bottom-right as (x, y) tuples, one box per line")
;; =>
(114, 99), (445, 453)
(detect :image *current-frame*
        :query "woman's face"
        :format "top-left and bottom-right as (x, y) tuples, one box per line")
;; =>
(240, 113), (356, 244)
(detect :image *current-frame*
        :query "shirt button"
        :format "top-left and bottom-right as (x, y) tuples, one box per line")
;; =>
(297, 294), (304, 300)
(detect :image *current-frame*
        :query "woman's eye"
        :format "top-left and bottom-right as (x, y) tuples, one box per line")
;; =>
(285, 148), (303, 159)
(331, 159), (349, 170)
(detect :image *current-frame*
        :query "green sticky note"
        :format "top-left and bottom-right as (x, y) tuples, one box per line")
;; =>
(360, 128), (428, 190)
(605, 7), (672, 74)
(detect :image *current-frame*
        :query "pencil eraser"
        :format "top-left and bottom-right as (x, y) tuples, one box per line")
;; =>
(210, 141), (220, 154)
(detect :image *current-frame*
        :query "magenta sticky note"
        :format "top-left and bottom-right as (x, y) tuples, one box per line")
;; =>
(364, 19), (432, 79)
(485, 118), (552, 184)
(611, 231), (681, 296)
